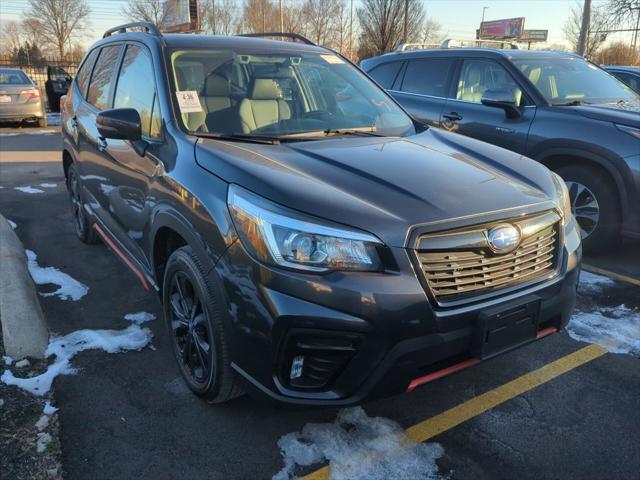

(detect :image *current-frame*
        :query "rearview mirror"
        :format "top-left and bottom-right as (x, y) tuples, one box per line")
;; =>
(481, 89), (521, 119)
(96, 108), (141, 141)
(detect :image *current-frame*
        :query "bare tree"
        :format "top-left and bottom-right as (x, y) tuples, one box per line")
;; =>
(357, 0), (426, 58)
(25, 0), (90, 58)
(596, 40), (640, 63)
(302, 0), (342, 45)
(0, 21), (23, 55)
(201, 0), (241, 35)
(607, 0), (640, 46)
(241, 0), (279, 33)
(564, 2), (610, 59)
(122, 0), (169, 28)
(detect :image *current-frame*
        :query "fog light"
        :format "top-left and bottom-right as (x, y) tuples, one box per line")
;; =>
(290, 355), (304, 379)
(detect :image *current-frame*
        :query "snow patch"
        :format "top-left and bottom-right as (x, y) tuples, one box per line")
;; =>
(3, 355), (13, 366)
(15, 358), (30, 368)
(274, 406), (445, 480)
(35, 414), (49, 431)
(15, 186), (45, 194)
(124, 311), (156, 325)
(39, 183), (57, 188)
(46, 113), (61, 126)
(26, 249), (88, 301)
(578, 270), (615, 294)
(43, 401), (58, 415)
(36, 432), (52, 453)
(568, 304), (640, 356)
(1, 324), (152, 396)
(6, 219), (17, 230)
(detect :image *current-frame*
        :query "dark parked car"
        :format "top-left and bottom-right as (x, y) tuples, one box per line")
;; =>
(62, 23), (581, 405)
(362, 49), (640, 251)
(604, 65), (640, 93)
(0, 67), (47, 126)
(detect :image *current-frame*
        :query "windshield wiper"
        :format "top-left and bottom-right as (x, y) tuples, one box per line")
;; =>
(193, 132), (281, 145)
(551, 99), (590, 106)
(278, 127), (385, 139)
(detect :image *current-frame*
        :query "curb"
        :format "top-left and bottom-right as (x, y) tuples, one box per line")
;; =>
(0, 214), (48, 359)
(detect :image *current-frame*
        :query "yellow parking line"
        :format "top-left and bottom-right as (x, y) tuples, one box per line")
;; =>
(302, 344), (607, 480)
(582, 264), (640, 287)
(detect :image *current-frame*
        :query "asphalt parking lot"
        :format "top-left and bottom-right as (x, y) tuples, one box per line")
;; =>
(1, 126), (639, 480)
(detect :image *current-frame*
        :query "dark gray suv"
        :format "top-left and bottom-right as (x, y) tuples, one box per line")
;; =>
(362, 49), (640, 252)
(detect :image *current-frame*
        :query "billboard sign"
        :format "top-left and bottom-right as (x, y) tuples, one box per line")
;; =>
(479, 18), (525, 39)
(162, 0), (199, 33)
(520, 29), (549, 42)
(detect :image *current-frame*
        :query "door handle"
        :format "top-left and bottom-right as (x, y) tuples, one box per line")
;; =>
(97, 137), (107, 152)
(443, 112), (463, 121)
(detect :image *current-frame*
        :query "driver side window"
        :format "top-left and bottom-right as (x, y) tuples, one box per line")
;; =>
(456, 59), (523, 106)
(113, 44), (160, 139)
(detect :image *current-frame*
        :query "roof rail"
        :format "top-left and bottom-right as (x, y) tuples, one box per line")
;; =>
(395, 42), (440, 52)
(441, 38), (519, 50)
(238, 32), (316, 46)
(103, 22), (161, 38)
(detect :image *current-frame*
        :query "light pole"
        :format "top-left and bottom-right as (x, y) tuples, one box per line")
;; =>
(480, 6), (488, 40)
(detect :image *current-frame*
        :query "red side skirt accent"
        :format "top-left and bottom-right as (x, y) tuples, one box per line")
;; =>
(407, 358), (481, 393)
(92, 223), (150, 291)
(536, 326), (559, 339)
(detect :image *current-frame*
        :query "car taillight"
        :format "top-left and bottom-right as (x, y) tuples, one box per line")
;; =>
(20, 89), (40, 102)
(60, 95), (67, 114)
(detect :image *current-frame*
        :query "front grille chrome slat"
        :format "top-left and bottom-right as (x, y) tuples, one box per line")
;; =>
(416, 211), (561, 303)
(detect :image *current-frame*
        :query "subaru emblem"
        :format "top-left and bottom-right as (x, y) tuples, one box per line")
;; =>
(487, 224), (521, 254)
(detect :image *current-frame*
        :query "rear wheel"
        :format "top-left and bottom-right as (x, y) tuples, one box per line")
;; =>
(163, 246), (243, 403)
(555, 164), (620, 253)
(66, 163), (99, 244)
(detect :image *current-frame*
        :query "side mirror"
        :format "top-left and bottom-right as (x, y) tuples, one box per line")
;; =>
(481, 89), (521, 119)
(97, 108), (141, 141)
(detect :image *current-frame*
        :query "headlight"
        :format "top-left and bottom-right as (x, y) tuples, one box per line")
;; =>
(227, 185), (383, 272)
(615, 124), (640, 140)
(552, 173), (572, 226)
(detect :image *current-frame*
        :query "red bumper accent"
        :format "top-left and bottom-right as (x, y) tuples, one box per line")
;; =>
(406, 326), (560, 393)
(92, 223), (150, 291)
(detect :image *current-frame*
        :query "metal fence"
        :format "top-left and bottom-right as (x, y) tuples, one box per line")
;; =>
(0, 55), (79, 90)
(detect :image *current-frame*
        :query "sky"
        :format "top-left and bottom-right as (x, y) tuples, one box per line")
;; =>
(0, 0), (633, 50)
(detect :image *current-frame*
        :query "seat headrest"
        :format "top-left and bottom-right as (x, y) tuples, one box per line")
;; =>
(205, 74), (230, 96)
(250, 79), (281, 100)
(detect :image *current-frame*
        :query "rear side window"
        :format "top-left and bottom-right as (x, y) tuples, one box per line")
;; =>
(456, 59), (523, 105)
(87, 45), (122, 110)
(75, 49), (99, 98)
(114, 44), (159, 139)
(368, 62), (403, 89)
(401, 58), (454, 97)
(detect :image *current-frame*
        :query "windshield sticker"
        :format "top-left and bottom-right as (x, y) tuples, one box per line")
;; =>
(176, 91), (202, 113)
(320, 54), (345, 64)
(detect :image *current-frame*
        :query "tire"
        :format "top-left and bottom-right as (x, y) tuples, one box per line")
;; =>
(37, 117), (47, 128)
(163, 246), (243, 403)
(66, 163), (99, 244)
(555, 164), (620, 253)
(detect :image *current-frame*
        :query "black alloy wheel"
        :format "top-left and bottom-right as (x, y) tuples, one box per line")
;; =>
(66, 163), (98, 244)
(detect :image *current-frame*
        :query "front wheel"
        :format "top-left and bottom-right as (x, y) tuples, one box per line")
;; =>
(555, 164), (620, 253)
(163, 246), (243, 403)
(66, 163), (99, 244)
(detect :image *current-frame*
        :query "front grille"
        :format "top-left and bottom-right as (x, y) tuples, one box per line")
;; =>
(415, 210), (561, 303)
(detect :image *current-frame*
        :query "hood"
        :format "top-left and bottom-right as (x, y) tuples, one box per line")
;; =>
(570, 102), (640, 127)
(195, 129), (557, 247)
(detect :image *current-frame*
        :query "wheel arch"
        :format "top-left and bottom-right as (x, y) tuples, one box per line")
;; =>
(536, 148), (629, 217)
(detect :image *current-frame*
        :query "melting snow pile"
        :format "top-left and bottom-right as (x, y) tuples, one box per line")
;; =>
(15, 186), (44, 194)
(578, 271), (615, 295)
(39, 183), (57, 188)
(6, 219), (17, 230)
(26, 249), (88, 301)
(568, 305), (640, 356)
(1, 324), (152, 396)
(124, 312), (156, 324)
(273, 406), (445, 480)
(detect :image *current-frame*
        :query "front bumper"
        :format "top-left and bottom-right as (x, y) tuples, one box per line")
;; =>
(216, 221), (582, 406)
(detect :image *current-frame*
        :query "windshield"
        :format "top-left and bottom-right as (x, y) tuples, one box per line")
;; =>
(170, 49), (416, 139)
(512, 57), (640, 105)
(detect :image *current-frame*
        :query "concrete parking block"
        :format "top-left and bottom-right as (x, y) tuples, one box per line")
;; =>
(0, 213), (48, 359)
